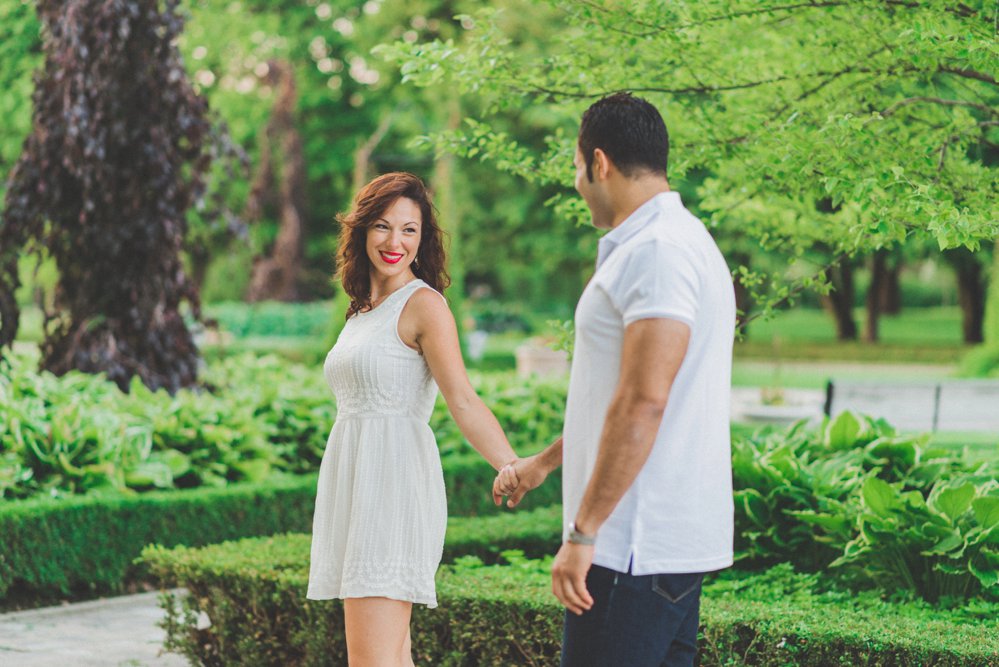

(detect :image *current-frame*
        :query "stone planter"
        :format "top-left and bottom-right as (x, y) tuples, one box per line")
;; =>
(515, 344), (569, 378)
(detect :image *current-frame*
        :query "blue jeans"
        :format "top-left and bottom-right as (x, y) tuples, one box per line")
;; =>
(560, 564), (704, 667)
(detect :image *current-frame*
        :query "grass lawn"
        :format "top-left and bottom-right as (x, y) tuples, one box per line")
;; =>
(731, 359), (957, 389)
(738, 306), (971, 364)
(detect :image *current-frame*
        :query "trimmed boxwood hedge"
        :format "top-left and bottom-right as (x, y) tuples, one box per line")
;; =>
(0, 475), (318, 608)
(0, 455), (558, 609)
(142, 534), (999, 667)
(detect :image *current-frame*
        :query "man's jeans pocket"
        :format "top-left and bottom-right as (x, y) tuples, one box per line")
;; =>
(651, 572), (703, 603)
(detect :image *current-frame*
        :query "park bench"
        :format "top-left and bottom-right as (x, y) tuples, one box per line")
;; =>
(824, 378), (999, 432)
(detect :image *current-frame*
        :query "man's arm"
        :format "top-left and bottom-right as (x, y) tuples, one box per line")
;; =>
(553, 317), (690, 614)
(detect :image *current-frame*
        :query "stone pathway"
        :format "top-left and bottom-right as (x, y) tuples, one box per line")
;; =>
(0, 591), (188, 667)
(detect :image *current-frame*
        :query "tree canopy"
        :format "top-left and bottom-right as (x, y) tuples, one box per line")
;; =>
(381, 0), (999, 314)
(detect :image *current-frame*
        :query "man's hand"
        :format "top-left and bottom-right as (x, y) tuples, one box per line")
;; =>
(492, 454), (551, 508)
(551, 541), (595, 615)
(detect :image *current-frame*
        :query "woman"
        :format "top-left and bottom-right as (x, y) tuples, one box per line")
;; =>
(307, 172), (518, 666)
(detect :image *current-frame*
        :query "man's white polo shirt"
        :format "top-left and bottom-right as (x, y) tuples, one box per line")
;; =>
(562, 191), (735, 575)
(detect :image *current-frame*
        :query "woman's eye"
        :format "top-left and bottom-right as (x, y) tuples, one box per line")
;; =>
(404, 228), (417, 234)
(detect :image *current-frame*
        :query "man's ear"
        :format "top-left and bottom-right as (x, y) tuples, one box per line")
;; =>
(592, 148), (612, 181)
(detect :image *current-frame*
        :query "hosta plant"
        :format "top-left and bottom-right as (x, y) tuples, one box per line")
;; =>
(834, 476), (999, 602)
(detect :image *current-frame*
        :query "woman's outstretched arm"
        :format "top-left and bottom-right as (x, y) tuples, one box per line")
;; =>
(401, 289), (517, 475)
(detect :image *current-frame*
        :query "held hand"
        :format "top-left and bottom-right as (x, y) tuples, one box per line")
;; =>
(492, 461), (519, 506)
(493, 454), (551, 508)
(551, 541), (595, 615)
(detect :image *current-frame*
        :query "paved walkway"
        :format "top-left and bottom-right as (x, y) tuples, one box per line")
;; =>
(0, 591), (188, 667)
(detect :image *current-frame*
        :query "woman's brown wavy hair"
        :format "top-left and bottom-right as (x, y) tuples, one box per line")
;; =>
(336, 172), (450, 318)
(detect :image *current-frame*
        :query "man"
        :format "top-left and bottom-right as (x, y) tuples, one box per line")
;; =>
(494, 92), (735, 667)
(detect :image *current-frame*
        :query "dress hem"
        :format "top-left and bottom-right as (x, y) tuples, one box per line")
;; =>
(306, 586), (438, 609)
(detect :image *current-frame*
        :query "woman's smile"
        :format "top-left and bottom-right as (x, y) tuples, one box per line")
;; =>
(379, 250), (404, 265)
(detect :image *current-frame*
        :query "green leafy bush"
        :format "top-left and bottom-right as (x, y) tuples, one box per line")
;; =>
(0, 353), (335, 498)
(142, 535), (999, 667)
(733, 412), (998, 600)
(1, 353), (566, 501)
(834, 476), (999, 602)
(959, 344), (999, 378)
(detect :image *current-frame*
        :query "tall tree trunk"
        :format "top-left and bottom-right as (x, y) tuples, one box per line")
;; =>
(731, 251), (753, 337)
(433, 95), (465, 335)
(986, 238), (999, 346)
(879, 259), (902, 314)
(1, 0), (213, 393)
(246, 60), (306, 303)
(946, 248), (986, 343)
(865, 250), (887, 342)
(189, 246), (211, 295)
(821, 259), (857, 341)
(352, 112), (394, 196)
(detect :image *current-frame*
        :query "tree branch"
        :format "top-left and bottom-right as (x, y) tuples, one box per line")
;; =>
(575, 0), (987, 39)
(881, 96), (999, 117)
(939, 67), (998, 86)
(737, 252), (852, 330)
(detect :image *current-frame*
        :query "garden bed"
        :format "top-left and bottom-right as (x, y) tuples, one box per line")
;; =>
(143, 533), (999, 667)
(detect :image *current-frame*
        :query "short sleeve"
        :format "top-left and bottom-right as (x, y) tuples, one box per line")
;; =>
(594, 238), (700, 327)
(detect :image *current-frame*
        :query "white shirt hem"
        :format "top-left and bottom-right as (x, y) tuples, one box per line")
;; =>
(593, 552), (734, 576)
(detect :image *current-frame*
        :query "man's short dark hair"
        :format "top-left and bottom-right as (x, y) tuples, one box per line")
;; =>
(578, 92), (669, 182)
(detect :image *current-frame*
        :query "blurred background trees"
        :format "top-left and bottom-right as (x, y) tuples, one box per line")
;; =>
(0, 0), (996, 385)
(0, 0), (217, 392)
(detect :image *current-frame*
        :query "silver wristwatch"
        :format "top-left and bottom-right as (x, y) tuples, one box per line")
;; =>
(567, 521), (596, 546)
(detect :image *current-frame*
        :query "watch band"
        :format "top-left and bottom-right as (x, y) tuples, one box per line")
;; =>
(567, 521), (596, 546)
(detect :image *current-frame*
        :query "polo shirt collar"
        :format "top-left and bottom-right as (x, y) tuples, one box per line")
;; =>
(596, 191), (681, 268)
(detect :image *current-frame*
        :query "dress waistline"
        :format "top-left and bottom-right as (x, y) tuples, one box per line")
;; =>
(335, 412), (430, 422)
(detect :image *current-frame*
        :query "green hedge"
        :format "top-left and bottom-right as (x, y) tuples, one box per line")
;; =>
(202, 300), (335, 339)
(443, 453), (561, 516)
(0, 475), (317, 608)
(0, 463), (558, 609)
(142, 535), (999, 667)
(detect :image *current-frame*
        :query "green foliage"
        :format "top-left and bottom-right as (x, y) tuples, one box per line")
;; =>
(467, 299), (532, 333)
(0, 475), (318, 607)
(0, 0), (41, 203)
(198, 244), (256, 303)
(322, 288), (352, 353)
(204, 300), (334, 338)
(733, 412), (999, 601)
(0, 353), (336, 499)
(142, 535), (999, 666)
(987, 240), (999, 345)
(960, 344), (999, 378)
(545, 318), (575, 359)
(0, 351), (566, 505)
(382, 1), (999, 316)
(440, 453), (561, 517)
(835, 476), (999, 601)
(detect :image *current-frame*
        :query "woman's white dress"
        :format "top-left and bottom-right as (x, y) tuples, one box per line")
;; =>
(307, 279), (447, 608)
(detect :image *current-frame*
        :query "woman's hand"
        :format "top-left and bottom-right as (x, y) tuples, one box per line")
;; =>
(493, 454), (552, 508)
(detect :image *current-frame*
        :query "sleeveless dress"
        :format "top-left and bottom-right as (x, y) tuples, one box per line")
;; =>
(307, 279), (448, 608)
